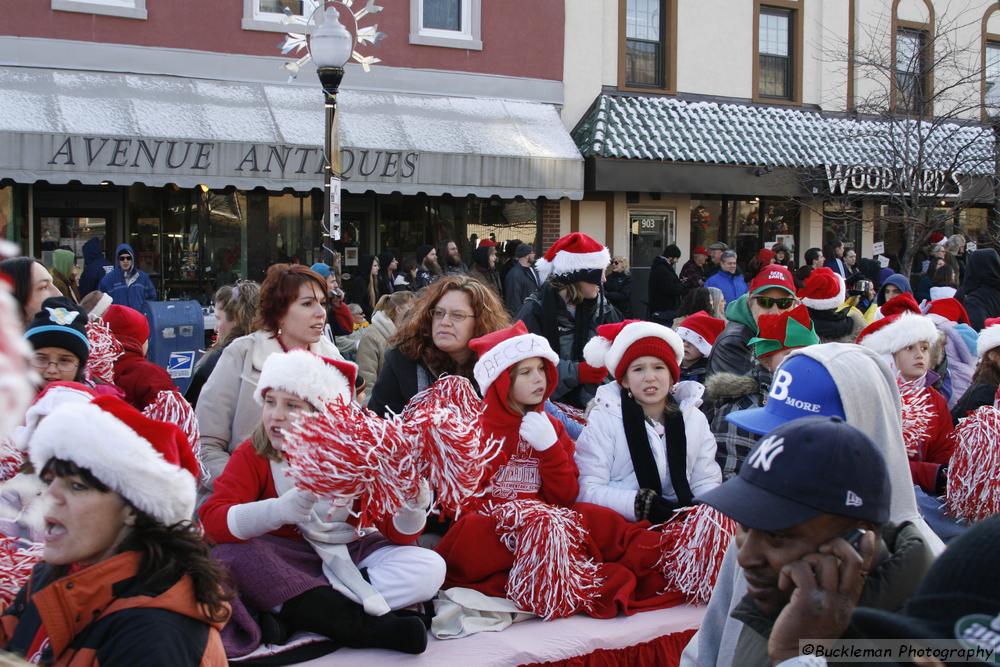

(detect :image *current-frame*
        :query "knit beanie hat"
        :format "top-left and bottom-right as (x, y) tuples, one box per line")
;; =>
(536, 233), (611, 285)
(28, 395), (198, 526)
(978, 317), (1000, 359)
(79, 291), (113, 319)
(676, 311), (726, 357)
(515, 243), (534, 259)
(24, 296), (90, 367)
(583, 319), (684, 383)
(756, 248), (776, 266)
(51, 249), (76, 278)
(747, 305), (819, 359)
(254, 349), (357, 409)
(692, 246), (709, 257)
(310, 262), (332, 279)
(797, 267), (846, 310)
(856, 312), (938, 355)
(925, 297), (970, 326)
(416, 244), (435, 266)
(469, 321), (559, 397)
(103, 304), (150, 348)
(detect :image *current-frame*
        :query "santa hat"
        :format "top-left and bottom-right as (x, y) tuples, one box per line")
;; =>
(254, 349), (357, 409)
(928, 286), (957, 301)
(856, 312), (939, 355)
(747, 305), (818, 359)
(469, 321), (559, 396)
(925, 298), (970, 326)
(583, 319), (683, 383)
(103, 305), (150, 347)
(28, 395), (198, 526)
(929, 231), (947, 247)
(756, 248), (776, 266)
(880, 292), (921, 319)
(797, 267), (846, 310)
(13, 381), (96, 452)
(535, 233), (610, 284)
(676, 311), (725, 358)
(478, 239), (497, 248)
(977, 317), (1000, 359)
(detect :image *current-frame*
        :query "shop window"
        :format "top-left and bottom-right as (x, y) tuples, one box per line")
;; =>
(0, 185), (23, 247)
(205, 191), (248, 289)
(52, 0), (146, 20)
(823, 201), (863, 256)
(895, 29), (929, 114)
(728, 199), (761, 267)
(763, 200), (799, 259)
(409, 0), (482, 50)
(629, 210), (675, 269)
(690, 200), (723, 254)
(242, 0), (304, 32)
(758, 8), (793, 99)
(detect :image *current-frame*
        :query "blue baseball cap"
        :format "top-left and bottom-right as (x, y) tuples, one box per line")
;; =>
(310, 262), (332, 278)
(725, 354), (845, 435)
(697, 416), (891, 531)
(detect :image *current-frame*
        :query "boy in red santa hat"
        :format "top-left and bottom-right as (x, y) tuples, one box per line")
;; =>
(675, 311), (725, 383)
(924, 297), (978, 409)
(200, 350), (444, 657)
(857, 311), (953, 496)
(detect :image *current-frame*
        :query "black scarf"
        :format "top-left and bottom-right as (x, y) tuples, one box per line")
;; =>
(620, 387), (693, 505)
(540, 284), (598, 362)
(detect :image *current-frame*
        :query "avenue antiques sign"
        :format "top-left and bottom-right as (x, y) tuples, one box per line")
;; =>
(824, 164), (964, 198)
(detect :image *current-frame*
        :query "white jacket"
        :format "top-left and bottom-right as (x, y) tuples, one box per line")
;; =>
(574, 381), (722, 521)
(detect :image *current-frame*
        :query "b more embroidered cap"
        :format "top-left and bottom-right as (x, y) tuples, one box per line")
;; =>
(697, 416), (891, 531)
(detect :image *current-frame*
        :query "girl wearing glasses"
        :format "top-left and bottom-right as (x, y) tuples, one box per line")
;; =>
(24, 296), (91, 387)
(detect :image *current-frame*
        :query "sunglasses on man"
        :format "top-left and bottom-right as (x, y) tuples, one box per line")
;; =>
(118, 255), (132, 262)
(752, 295), (797, 309)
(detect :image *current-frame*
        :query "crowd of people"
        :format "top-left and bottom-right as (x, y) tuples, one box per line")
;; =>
(0, 228), (999, 666)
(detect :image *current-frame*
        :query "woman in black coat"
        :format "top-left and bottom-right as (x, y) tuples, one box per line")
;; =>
(957, 249), (1000, 331)
(604, 255), (632, 317)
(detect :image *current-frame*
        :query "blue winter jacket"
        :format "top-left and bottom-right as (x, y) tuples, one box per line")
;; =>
(704, 270), (748, 304)
(78, 237), (113, 297)
(98, 243), (157, 311)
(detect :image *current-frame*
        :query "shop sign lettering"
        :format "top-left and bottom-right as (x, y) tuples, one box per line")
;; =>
(824, 164), (963, 197)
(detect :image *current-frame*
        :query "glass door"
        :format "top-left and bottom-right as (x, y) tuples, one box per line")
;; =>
(35, 210), (114, 273)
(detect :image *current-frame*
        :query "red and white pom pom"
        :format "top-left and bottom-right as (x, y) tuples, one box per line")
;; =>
(143, 390), (203, 482)
(0, 536), (43, 607)
(401, 376), (503, 517)
(898, 379), (933, 459)
(551, 401), (588, 428)
(0, 289), (34, 441)
(0, 439), (23, 483)
(947, 405), (1000, 523)
(655, 504), (736, 604)
(283, 399), (417, 529)
(85, 318), (123, 386)
(489, 499), (603, 620)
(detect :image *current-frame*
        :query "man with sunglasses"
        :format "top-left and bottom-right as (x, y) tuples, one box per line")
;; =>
(98, 242), (157, 312)
(706, 264), (798, 379)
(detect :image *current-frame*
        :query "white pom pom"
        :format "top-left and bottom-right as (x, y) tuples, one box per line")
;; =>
(583, 336), (611, 369)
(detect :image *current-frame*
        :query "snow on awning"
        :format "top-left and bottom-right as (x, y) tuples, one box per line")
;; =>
(0, 66), (583, 199)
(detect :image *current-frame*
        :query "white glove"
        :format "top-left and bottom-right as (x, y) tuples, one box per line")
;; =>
(519, 411), (558, 452)
(393, 479), (432, 536)
(227, 488), (317, 540)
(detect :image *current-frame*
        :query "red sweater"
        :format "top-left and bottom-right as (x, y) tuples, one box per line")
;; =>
(112, 340), (175, 411)
(907, 386), (955, 494)
(199, 440), (419, 545)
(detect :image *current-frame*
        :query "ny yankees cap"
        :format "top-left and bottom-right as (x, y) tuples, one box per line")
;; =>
(697, 416), (891, 531)
(726, 354), (846, 435)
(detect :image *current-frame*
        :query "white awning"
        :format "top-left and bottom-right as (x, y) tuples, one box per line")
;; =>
(0, 66), (583, 199)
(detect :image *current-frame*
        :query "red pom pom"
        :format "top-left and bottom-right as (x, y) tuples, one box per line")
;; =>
(143, 390), (203, 482)
(655, 504), (736, 604)
(401, 376), (503, 518)
(0, 536), (43, 607)
(489, 499), (603, 620)
(898, 379), (933, 459)
(283, 399), (418, 529)
(0, 438), (22, 483)
(85, 318), (123, 386)
(947, 405), (1000, 523)
(550, 401), (588, 427)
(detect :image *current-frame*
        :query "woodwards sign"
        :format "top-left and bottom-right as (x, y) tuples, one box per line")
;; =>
(824, 164), (964, 198)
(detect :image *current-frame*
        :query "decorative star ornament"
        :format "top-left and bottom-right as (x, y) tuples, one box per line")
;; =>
(279, 0), (386, 80)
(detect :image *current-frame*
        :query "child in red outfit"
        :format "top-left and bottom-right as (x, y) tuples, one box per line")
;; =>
(102, 305), (174, 410)
(858, 311), (954, 495)
(199, 350), (444, 657)
(435, 322), (686, 618)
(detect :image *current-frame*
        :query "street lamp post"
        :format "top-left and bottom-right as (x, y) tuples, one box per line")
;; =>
(310, 4), (354, 243)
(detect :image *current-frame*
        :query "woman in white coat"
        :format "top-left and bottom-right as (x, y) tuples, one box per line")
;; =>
(574, 320), (721, 524)
(196, 263), (343, 489)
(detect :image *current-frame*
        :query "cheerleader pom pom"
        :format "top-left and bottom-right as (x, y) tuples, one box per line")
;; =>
(946, 405), (1000, 524)
(898, 379), (933, 459)
(283, 399), (416, 529)
(84, 319), (123, 386)
(0, 536), (43, 607)
(0, 439), (22, 483)
(490, 499), (603, 620)
(143, 390), (204, 483)
(656, 504), (736, 604)
(401, 376), (503, 517)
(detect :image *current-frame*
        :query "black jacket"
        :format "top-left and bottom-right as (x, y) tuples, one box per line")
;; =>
(958, 249), (1000, 331)
(951, 381), (998, 423)
(367, 347), (430, 418)
(604, 272), (633, 317)
(184, 346), (224, 408)
(503, 263), (540, 315)
(648, 256), (686, 315)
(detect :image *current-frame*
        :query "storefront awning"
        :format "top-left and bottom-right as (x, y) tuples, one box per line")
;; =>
(0, 66), (583, 199)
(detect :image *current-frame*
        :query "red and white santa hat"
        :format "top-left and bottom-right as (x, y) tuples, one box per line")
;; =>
(583, 319), (684, 383)
(28, 395), (198, 526)
(925, 298), (970, 327)
(535, 232), (611, 284)
(856, 311), (938, 355)
(797, 267), (846, 310)
(977, 317), (1000, 359)
(470, 321), (559, 396)
(254, 349), (357, 409)
(13, 381), (96, 452)
(676, 311), (726, 357)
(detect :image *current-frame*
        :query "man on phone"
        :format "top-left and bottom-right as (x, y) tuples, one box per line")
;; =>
(690, 416), (935, 667)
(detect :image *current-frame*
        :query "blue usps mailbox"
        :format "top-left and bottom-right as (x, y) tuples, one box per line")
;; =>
(143, 301), (204, 394)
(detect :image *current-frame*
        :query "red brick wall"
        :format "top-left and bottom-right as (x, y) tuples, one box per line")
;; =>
(539, 198), (562, 251)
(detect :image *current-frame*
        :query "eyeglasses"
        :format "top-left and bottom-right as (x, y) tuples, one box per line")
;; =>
(118, 255), (132, 262)
(753, 296), (797, 310)
(31, 354), (79, 372)
(430, 307), (475, 323)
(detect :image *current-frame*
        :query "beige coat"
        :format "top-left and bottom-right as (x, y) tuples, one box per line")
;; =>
(195, 330), (343, 489)
(355, 311), (395, 402)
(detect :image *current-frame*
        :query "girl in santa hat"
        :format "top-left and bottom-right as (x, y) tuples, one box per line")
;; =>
(675, 310), (725, 383)
(857, 311), (954, 496)
(575, 320), (722, 522)
(952, 317), (1000, 422)
(515, 232), (621, 409)
(199, 349), (444, 658)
